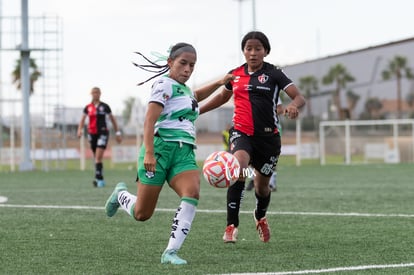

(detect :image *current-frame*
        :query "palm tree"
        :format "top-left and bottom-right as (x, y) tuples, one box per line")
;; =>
(346, 90), (360, 119)
(322, 64), (355, 120)
(11, 58), (42, 95)
(298, 75), (318, 117)
(406, 91), (414, 117)
(382, 55), (413, 119)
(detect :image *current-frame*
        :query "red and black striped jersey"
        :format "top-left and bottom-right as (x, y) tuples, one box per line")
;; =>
(225, 62), (293, 136)
(83, 102), (112, 134)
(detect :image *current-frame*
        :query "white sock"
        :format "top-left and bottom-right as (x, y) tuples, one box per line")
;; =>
(118, 191), (136, 217)
(165, 199), (197, 251)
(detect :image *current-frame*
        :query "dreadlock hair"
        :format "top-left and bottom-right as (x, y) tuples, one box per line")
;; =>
(133, 42), (197, 86)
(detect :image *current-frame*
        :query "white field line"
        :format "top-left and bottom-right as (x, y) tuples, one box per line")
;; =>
(1, 204), (413, 274)
(0, 203), (413, 218)
(214, 262), (414, 275)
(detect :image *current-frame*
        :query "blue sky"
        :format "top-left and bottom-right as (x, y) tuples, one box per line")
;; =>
(1, 0), (414, 114)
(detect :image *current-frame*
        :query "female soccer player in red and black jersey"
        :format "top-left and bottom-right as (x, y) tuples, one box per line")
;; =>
(200, 31), (305, 243)
(77, 87), (122, 187)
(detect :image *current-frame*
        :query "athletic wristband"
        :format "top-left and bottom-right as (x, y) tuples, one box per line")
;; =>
(116, 131), (122, 136)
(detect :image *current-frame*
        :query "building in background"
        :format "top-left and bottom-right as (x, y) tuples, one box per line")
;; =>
(283, 37), (414, 120)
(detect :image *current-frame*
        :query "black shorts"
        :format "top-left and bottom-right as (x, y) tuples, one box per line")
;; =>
(229, 128), (281, 177)
(88, 132), (109, 153)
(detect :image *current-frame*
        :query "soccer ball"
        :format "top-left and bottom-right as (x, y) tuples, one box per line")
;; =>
(202, 151), (240, 188)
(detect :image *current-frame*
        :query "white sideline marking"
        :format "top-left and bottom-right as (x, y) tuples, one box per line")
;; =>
(0, 204), (103, 210)
(1, 204), (413, 274)
(215, 263), (414, 275)
(0, 204), (413, 218)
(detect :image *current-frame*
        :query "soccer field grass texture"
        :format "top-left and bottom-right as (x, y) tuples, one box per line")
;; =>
(0, 164), (413, 275)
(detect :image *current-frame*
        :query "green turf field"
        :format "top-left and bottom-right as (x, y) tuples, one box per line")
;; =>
(1, 163), (413, 274)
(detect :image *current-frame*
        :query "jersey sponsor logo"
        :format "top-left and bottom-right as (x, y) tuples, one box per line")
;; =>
(258, 73), (269, 84)
(257, 86), (271, 91)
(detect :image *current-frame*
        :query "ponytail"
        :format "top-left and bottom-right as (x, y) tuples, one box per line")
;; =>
(133, 42), (196, 86)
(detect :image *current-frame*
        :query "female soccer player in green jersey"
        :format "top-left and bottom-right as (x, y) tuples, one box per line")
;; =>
(104, 43), (233, 265)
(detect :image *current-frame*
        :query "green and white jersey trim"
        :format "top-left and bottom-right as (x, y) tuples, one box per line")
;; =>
(149, 76), (199, 145)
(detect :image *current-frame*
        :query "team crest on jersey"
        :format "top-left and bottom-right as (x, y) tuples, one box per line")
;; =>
(258, 74), (269, 84)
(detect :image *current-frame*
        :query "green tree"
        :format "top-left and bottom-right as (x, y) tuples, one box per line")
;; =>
(299, 75), (318, 117)
(11, 58), (42, 95)
(407, 91), (414, 107)
(346, 90), (360, 119)
(122, 96), (136, 124)
(382, 55), (414, 118)
(406, 91), (414, 117)
(364, 97), (383, 119)
(322, 64), (355, 120)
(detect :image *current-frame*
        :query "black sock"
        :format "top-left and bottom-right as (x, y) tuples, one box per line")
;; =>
(226, 180), (245, 227)
(95, 162), (103, 180)
(255, 191), (271, 220)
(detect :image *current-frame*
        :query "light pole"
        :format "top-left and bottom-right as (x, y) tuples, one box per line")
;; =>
(0, 0), (3, 152)
(235, 0), (257, 62)
(19, 0), (34, 171)
(252, 0), (256, 30)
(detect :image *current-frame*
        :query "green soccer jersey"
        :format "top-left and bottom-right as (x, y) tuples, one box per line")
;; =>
(149, 76), (199, 145)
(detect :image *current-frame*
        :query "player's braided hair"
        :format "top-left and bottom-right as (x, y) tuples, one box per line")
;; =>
(133, 42), (196, 86)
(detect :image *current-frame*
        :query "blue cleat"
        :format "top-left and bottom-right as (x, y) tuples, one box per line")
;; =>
(105, 182), (127, 217)
(97, 179), (105, 188)
(161, 249), (187, 265)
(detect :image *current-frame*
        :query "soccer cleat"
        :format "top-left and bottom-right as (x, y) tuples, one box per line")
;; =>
(269, 172), (277, 192)
(254, 214), (270, 242)
(97, 179), (105, 188)
(161, 249), (187, 265)
(223, 224), (238, 243)
(105, 182), (127, 217)
(92, 179), (98, 187)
